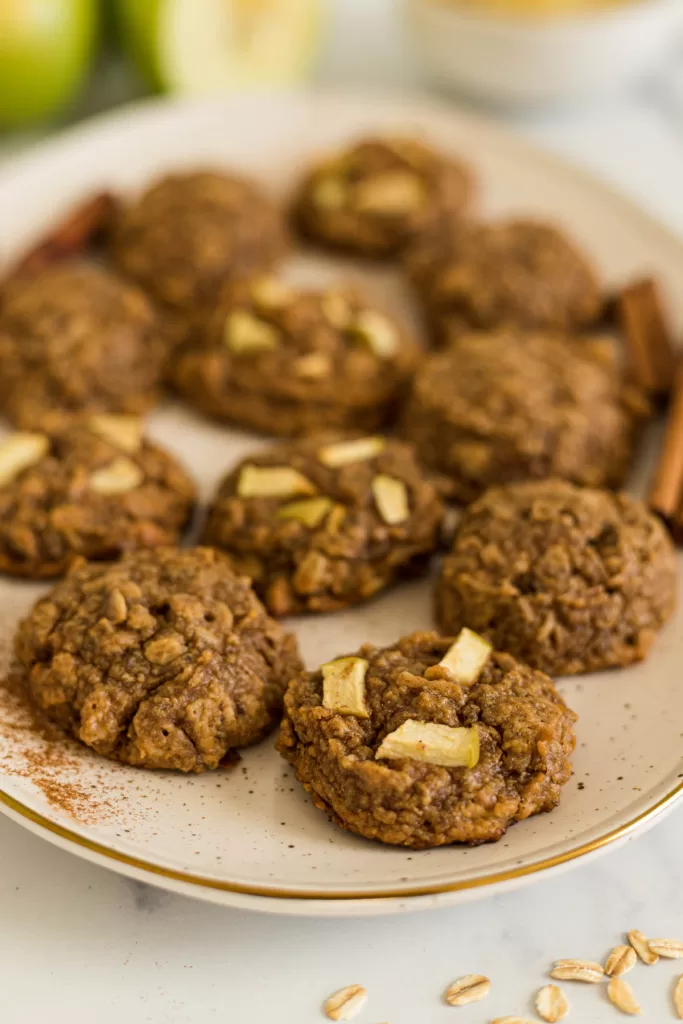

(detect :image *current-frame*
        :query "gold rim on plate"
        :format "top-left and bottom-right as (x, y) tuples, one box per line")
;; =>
(1, 780), (681, 901)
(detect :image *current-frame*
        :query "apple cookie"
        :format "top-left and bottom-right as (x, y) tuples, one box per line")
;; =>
(0, 417), (195, 578)
(292, 136), (474, 258)
(15, 547), (303, 771)
(401, 329), (644, 503)
(171, 277), (418, 435)
(0, 263), (166, 429)
(277, 629), (577, 848)
(436, 479), (677, 676)
(404, 216), (601, 345)
(202, 434), (444, 615)
(111, 171), (287, 313)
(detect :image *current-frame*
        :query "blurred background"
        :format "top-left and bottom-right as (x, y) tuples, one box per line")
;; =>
(1, 0), (683, 145)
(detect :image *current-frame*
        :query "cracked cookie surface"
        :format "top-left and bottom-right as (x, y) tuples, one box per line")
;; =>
(277, 631), (577, 848)
(436, 479), (677, 675)
(202, 434), (444, 615)
(15, 547), (302, 771)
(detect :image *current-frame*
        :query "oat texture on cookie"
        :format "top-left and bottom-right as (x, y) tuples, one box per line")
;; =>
(15, 547), (302, 771)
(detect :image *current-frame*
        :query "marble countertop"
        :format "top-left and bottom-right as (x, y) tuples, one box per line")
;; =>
(2, 2), (683, 1021)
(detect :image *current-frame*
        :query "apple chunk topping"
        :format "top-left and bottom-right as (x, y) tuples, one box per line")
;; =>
(376, 720), (480, 769)
(237, 465), (316, 499)
(432, 628), (492, 685)
(321, 656), (370, 718)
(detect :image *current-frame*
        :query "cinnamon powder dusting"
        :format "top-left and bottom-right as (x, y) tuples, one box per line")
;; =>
(0, 651), (117, 824)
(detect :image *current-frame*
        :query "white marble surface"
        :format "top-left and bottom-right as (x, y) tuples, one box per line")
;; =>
(2, 2), (683, 1021)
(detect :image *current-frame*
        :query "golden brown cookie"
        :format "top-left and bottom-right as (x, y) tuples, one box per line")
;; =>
(0, 263), (166, 429)
(171, 276), (418, 436)
(0, 418), (195, 578)
(15, 547), (303, 771)
(292, 136), (474, 258)
(202, 434), (444, 615)
(436, 479), (677, 676)
(404, 217), (601, 345)
(401, 330), (643, 503)
(111, 171), (287, 313)
(278, 630), (576, 848)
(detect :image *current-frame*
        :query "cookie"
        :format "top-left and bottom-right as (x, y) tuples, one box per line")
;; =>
(401, 330), (642, 503)
(171, 277), (418, 436)
(404, 217), (601, 345)
(436, 479), (677, 676)
(277, 629), (577, 848)
(111, 171), (287, 313)
(292, 136), (474, 258)
(15, 547), (302, 771)
(0, 417), (195, 578)
(0, 263), (166, 429)
(202, 434), (444, 615)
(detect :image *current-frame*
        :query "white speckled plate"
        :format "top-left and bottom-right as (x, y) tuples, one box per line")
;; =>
(1, 92), (682, 917)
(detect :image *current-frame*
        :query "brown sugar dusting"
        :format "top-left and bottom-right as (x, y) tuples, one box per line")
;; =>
(0, 653), (117, 825)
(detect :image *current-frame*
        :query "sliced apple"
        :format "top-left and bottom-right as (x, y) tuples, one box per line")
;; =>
(372, 474), (409, 525)
(158, 0), (323, 93)
(321, 656), (369, 718)
(277, 496), (332, 528)
(0, 432), (49, 487)
(89, 415), (142, 454)
(437, 628), (492, 685)
(376, 720), (480, 769)
(89, 456), (144, 496)
(237, 464), (316, 499)
(317, 436), (385, 468)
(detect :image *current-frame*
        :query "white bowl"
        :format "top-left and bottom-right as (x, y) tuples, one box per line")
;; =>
(405, 0), (683, 107)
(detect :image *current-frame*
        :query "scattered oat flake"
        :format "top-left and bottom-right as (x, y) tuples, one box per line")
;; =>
(550, 959), (604, 983)
(607, 977), (642, 1016)
(673, 974), (683, 1019)
(628, 929), (659, 965)
(648, 938), (683, 959)
(323, 984), (368, 1021)
(605, 945), (637, 977)
(444, 974), (490, 1006)
(492, 1018), (541, 1024)
(535, 984), (570, 1022)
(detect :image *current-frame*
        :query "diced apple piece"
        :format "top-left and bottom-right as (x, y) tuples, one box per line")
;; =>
(224, 310), (278, 354)
(352, 310), (399, 358)
(376, 720), (480, 768)
(89, 457), (144, 495)
(317, 436), (385, 468)
(0, 432), (49, 488)
(322, 656), (369, 718)
(372, 474), (409, 525)
(237, 465), (316, 499)
(89, 415), (142, 454)
(277, 496), (332, 527)
(438, 628), (492, 685)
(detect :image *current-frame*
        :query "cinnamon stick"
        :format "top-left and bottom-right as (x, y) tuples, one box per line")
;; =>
(6, 191), (119, 280)
(617, 277), (676, 397)
(648, 355), (683, 543)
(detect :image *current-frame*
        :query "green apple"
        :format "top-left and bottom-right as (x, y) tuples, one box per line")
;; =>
(0, 0), (99, 128)
(115, 0), (322, 94)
